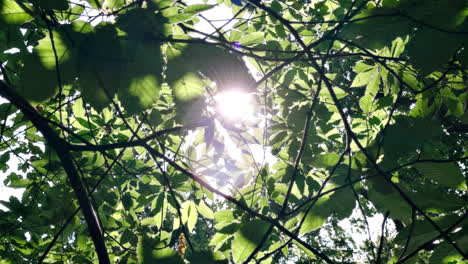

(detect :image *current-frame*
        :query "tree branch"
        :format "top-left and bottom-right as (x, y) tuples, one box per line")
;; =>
(68, 120), (209, 152)
(375, 211), (390, 264)
(144, 145), (335, 264)
(396, 211), (468, 263)
(0, 81), (111, 264)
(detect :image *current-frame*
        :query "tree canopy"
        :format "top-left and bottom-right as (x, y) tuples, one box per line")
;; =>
(0, 0), (467, 263)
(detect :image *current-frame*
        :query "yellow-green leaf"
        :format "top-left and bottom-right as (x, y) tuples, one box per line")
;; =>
(239, 32), (265, 46)
(0, 0), (32, 25)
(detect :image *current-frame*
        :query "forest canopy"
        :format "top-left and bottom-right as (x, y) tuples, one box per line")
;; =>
(0, 0), (467, 263)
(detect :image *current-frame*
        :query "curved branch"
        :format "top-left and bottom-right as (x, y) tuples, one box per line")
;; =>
(0, 81), (111, 264)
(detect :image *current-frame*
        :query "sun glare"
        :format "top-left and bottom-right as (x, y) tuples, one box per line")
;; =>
(215, 90), (253, 121)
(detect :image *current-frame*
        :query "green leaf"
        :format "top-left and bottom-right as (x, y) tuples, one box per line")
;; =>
(197, 200), (214, 219)
(5, 172), (29, 188)
(300, 187), (355, 235)
(460, 48), (468, 70)
(415, 162), (466, 190)
(300, 209), (327, 235)
(172, 73), (205, 102)
(18, 54), (57, 102)
(365, 67), (381, 97)
(0, 152), (9, 165)
(359, 94), (376, 113)
(214, 210), (235, 224)
(282, 69), (297, 87)
(187, 250), (228, 264)
(209, 233), (231, 249)
(85, 0), (102, 8)
(166, 44), (255, 92)
(292, 240), (316, 259)
(368, 187), (411, 221)
(183, 4), (215, 14)
(103, 0), (125, 9)
(311, 153), (341, 168)
(275, 24), (287, 38)
(320, 87), (348, 102)
(119, 42), (163, 114)
(149, 109), (163, 126)
(428, 237), (468, 264)
(118, 74), (161, 115)
(231, 219), (270, 263)
(141, 217), (156, 226)
(33, 0), (69, 10)
(270, 131), (288, 146)
(34, 32), (73, 70)
(116, 9), (169, 38)
(382, 116), (439, 161)
(137, 236), (184, 264)
(228, 30), (242, 42)
(398, 0), (467, 30)
(62, 23), (164, 113)
(407, 28), (462, 76)
(340, 7), (412, 50)
(121, 193), (133, 210)
(181, 201), (198, 232)
(394, 214), (467, 255)
(351, 69), (374, 87)
(239, 32), (265, 46)
(166, 13), (194, 23)
(0, 0), (32, 25)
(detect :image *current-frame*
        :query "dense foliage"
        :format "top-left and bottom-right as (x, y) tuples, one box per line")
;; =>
(0, 0), (467, 263)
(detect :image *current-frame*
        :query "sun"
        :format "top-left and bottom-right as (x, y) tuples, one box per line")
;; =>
(214, 90), (253, 121)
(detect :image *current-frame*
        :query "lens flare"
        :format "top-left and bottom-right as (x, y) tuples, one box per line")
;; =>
(215, 90), (253, 121)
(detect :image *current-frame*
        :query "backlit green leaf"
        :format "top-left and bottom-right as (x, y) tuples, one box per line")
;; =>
(197, 200), (214, 219)
(187, 250), (228, 264)
(214, 210), (235, 224)
(35, 32), (72, 70)
(172, 73), (205, 102)
(231, 219), (269, 263)
(359, 94), (376, 113)
(311, 153), (341, 168)
(137, 236), (184, 264)
(300, 187), (355, 235)
(368, 187), (411, 221)
(181, 200), (198, 232)
(351, 69), (374, 87)
(365, 67), (381, 97)
(119, 74), (160, 114)
(415, 162), (466, 190)
(183, 4), (215, 14)
(300, 209), (327, 235)
(239, 32), (265, 46)
(0, 0), (32, 25)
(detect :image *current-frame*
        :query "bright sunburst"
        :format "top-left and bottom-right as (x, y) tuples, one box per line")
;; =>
(214, 90), (253, 121)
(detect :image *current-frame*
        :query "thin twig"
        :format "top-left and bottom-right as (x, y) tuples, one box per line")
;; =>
(375, 212), (390, 264)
